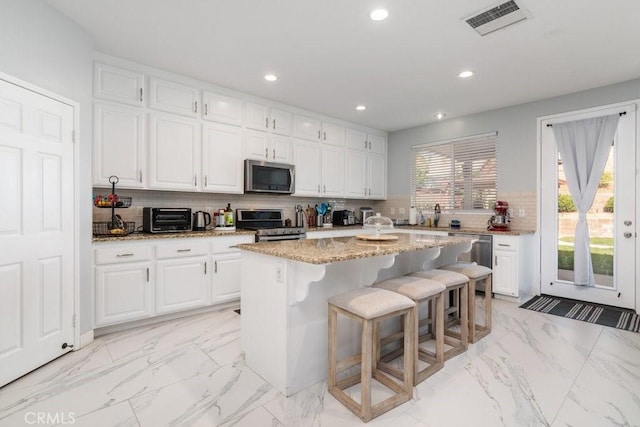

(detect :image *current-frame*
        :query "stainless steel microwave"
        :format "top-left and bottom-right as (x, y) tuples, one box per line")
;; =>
(244, 159), (295, 194)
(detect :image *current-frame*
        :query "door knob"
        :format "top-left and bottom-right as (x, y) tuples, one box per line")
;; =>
(624, 220), (632, 226)
(624, 232), (633, 238)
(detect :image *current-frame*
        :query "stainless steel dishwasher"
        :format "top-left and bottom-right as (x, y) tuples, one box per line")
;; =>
(447, 232), (493, 269)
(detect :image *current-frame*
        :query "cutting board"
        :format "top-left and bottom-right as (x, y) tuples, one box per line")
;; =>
(355, 234), (399, 241)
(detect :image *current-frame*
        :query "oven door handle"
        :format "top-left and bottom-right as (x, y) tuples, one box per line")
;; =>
(257, 234), (306, 242)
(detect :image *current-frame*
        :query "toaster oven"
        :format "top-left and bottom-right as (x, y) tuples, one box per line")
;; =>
(142, 208), (192, 233)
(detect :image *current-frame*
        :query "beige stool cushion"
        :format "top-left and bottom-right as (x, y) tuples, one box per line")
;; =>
(329, 288), (415, 320)
(442, 262), (492, 279)
(409, 269), (468, 288)
(373, 276), (445, 301)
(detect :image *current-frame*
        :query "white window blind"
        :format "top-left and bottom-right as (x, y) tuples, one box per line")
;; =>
(411, 132), (497, 210)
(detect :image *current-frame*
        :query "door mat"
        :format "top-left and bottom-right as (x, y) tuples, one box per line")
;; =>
(520, 295), (639, 333)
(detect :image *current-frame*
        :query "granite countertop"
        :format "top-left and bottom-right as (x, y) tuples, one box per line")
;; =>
(305, 224), (534, 236)
(236, 232), (474, 265)
(92, 228), (255, 243)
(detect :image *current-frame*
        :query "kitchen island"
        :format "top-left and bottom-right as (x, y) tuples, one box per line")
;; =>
(237, 232), (474, 396)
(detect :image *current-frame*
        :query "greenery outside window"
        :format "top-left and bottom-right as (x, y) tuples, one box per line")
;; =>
(411, 132), (497, 210)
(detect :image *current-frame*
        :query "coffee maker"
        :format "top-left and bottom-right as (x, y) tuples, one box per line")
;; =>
(359, 207), (374, 225)
(488, 201), (510, 231)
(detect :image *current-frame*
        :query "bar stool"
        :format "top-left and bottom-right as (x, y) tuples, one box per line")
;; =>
(442, 262), (493, 343)
(328, 288), (416, 422)
(408, 270), (469, 360)
(373, 275), (446, 384)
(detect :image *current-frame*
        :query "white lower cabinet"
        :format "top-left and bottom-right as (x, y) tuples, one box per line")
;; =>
(94, 235), (253, 328)
(156, 256), (209, 314)
(492, 234), (533, 298)
(94, 244), (154, 327)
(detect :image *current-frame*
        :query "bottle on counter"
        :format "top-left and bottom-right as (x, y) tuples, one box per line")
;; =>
(224, 203), (234, 226)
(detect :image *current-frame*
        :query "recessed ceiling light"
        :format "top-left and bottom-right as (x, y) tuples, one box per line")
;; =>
(264, 74), (278, 82)
(458, 70), (474, 78)
(433, 113), (447, 120)
(356, 105), (366, 111)
(370, 9), (389, 21)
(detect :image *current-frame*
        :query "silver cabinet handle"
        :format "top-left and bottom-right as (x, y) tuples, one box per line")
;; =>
(194, 101), (198, 113)
(204, 175), (208, 187)
(139, 170), (143, 183)
(317, 130), (321, 140)
(146, 267), (149, 282)
(364, 187), (367, 196)
(265, 147), (269, 158)
(323, 185), (326, 193)
(177, 249), (192, 253)
(323, 131), (327, 141)
(116, 253), (134, 257)
(265, 117), (269, 129)
(498, 243), (510, 247)
(273, 119), (276, 130)
(204, 104), (208, 116)
(214, 260), (218, 273)
(369, 141), (372, 150)
(194, 175), (198, 187)
(364, 140), (368, 149)
(204, 262), (207, 275)
(139, 88), (143, 102)
(495, 255), (498, 266)
(317, 184), (320, 193)
(272, 149), (276, 160)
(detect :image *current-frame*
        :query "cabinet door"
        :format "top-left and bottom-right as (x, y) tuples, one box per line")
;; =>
(95, 262), (153, 326)
(321, 145), (345, 197)
(367, 153), (386, 199)
(346, 128), (368, 151)
(244, 130), (269, 160)
(156, 257), (210, 314)
(202, 91), (242, 126)
(149, 77), (199, 118)
(293, 114), (321, 142)
(270, 135), (292, 163)
(493, 249), (518, 296)
(321, 122), (345, 147)
(345, 149), (368, 198)
(292, 139), (321, 196)
(211, 252), (242, 304)
(148, 113), (200, 190)
(271, 108), (292, 136)
(94, 62), (145, 106)
(202, 123), (243, 193)
(245, 102), (269, 132)
(367, 134), (386, 155)
(93, 103), (146, 188)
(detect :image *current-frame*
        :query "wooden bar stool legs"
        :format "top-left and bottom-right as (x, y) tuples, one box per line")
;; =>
(442, 263), (493, 343)
(328, 288), (416, 422)
(373, 275), (446, 384)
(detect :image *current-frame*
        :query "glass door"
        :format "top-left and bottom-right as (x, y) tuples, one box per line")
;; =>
(540, 104), (636, 309)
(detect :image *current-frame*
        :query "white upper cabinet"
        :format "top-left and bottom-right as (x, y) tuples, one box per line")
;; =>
(202, 123), (244, 194)
(321, 145), (345, 197)
(202, 91), (242, 126)
(367, 153), (386, 199)
(345, 128), (387, 199)
(246, 102), (292, 136)
(368, 134), (386, 155)
(148, 113), (201, 191)
(293, 114), (345, 146)
(94, 62), (145, 107)
(149, 77), (199, 118)
(245, 130), (292, 163)
(293, 114), (322, 141)
(292, 139), (322, 196)
(93, 102), (146, 188)
(344, 149), (367, 198)
(346, 129), (385, 154)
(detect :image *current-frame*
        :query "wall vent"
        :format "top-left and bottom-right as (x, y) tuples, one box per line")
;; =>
(463, 0), (531, 36)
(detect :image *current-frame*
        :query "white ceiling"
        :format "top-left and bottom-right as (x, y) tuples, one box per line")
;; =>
(46, 0), (640, 132)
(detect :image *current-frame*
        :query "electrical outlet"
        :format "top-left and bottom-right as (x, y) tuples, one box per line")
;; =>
(136, 206), (144, 216)
(399, 208), (406, 215)
(519, 208), (526, 217)
(390, 207), (395, 215)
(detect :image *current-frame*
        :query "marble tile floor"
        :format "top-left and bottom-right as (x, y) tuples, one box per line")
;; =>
(1, 299), (639, 427)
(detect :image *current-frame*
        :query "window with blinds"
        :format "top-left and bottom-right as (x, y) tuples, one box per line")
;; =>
(411, 132), (497, 210)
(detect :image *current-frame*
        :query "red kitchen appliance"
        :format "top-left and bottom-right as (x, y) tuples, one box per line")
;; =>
(488, 201), (510, 231)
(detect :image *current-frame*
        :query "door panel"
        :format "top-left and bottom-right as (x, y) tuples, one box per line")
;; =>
(0, 78), (75, 387)
(540, 104), (636, 309)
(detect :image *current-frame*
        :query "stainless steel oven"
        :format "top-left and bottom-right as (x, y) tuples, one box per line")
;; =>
(448, 232), (492, 269)
(236, 208), (306, 242)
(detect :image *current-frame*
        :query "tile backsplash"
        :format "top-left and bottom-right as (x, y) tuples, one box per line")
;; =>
(92, 188), (385, 229)
(376, 192), (537, 232)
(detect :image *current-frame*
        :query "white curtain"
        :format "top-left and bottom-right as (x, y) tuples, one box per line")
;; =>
(553, 114), (619, 285)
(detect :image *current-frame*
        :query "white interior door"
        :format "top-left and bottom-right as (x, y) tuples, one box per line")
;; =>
(0, 78), (76, 387)
(540, 103), (637, 310)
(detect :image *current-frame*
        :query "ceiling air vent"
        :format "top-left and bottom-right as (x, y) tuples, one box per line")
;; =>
(463, 0), (531, 36)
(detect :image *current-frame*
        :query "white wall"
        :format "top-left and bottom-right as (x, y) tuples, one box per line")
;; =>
(0, 0), (94, 334)
(387, 78), (640, 196)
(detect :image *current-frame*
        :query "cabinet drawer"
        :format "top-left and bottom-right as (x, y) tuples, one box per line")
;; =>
(493, 235), (517, 251)
(156, 241), (209, 259)
(211, 235), (255, 253)
(95, 245), (152, 265)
